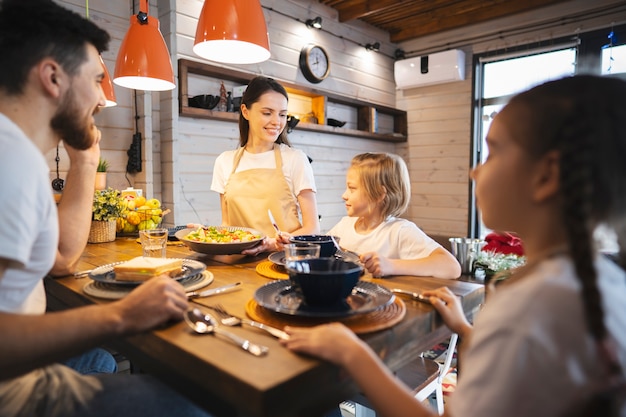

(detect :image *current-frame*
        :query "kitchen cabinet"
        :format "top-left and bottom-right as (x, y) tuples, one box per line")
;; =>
(178, 59), (407, 143)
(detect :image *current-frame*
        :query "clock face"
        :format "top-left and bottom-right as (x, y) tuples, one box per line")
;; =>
(299, 44), (330, 83)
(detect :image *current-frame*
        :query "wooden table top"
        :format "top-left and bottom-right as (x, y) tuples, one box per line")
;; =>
(44, 237), (484, 417)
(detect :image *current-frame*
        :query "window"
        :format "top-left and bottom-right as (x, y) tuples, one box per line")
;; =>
(602, 44), (626, 75)
(471, 47), (576, 238)
(470, 24), (626, 238)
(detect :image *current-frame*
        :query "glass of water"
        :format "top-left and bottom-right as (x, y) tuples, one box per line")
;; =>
(139, 228), (168, 258)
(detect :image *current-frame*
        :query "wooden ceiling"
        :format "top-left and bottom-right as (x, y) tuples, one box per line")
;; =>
(318, 0), (572, 43)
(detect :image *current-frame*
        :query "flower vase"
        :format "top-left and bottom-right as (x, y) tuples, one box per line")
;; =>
(88, 220), (116, 243)
(95, 172), (107, 190)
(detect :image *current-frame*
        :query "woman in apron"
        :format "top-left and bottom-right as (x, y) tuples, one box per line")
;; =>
(211, 76), (319, 254)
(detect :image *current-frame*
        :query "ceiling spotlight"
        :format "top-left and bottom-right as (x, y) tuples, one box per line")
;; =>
(305, 16), (322, 29)
(365, 42), (380, 52)
(394, 48), (406, 60)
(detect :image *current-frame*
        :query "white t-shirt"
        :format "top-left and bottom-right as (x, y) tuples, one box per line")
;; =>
(327, 216), (440, 259)
(448, 255), (626, 417)
(0, 113), (58, 314)
(210, 144), (316, 196)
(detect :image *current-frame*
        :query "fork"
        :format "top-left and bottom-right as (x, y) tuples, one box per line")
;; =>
(208, 304), (290, 340)
(329, 235), (362, 264)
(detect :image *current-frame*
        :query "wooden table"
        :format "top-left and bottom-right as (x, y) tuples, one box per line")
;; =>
(44, 238), (484, 417)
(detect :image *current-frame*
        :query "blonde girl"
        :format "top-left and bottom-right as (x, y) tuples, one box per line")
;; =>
(328, 152), (460, 278)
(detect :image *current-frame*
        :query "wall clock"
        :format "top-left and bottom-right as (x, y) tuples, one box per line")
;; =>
(299, 44), (330, 84)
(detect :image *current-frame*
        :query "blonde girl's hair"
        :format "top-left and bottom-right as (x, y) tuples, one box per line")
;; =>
(350, 152), (411, 218)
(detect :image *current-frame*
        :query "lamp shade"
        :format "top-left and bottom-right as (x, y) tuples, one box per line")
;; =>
(193, 0), (270, 65)
(100, 56), (117, 107)
(114, 4), (175, 91)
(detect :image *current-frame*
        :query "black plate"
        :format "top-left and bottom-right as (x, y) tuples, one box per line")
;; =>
(267, 250), (360, 266)
(167, 225), (188, 241)
(254, 280), (394, 318)
(88, 258), (206, 286)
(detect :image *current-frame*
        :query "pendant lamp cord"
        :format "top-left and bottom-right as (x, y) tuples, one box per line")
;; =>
(51, 145), (65, 191)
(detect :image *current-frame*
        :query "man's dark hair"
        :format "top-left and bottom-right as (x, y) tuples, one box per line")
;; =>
(0, 0), (110, 94)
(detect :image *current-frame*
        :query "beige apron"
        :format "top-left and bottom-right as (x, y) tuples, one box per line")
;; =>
(223, 145), (301, 237)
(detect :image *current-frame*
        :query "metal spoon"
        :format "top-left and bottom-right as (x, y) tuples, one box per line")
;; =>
(184, 308), (269, 356)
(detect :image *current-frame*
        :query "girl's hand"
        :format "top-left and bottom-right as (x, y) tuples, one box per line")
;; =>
(360, 252), (392, 277)
(422, 287), (473, 337)
(280, 323), (362, 366)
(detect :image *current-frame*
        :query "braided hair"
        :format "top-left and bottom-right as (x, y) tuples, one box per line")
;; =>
(507, 75), (626, 414)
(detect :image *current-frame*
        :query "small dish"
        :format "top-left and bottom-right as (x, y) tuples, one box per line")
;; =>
(88, 258), (206, 286)
(253, 280), (394, 318)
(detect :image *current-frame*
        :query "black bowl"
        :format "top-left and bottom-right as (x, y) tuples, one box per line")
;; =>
(327, 118), (346, 127)
(286, 257), (362, 306)
(189, 94), (220, 110)
(290, 235), (339, 258)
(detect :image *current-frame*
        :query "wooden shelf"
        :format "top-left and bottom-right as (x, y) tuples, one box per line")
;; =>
(178, 59), (407, 142)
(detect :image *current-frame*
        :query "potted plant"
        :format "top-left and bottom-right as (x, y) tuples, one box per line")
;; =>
(88, 187), (124, 243)
(95, 157), (108, 190)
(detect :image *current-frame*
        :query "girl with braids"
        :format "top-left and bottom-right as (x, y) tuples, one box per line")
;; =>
(280, 75), (626, 417)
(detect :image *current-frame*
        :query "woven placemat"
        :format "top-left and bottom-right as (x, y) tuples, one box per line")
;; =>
(245, 296), (405, 334)
(255, 260), (288, 280)
(83, 270), (214, 300)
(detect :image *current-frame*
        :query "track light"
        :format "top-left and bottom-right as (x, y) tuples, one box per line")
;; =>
(305, 16), (322, 29)
(286, 115), (300, 133)
(365, 42), (380, 52)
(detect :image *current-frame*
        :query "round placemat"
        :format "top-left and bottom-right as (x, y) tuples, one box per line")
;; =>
(245, 296), (405, 334)
(83, 270), (214, 300)
(255, 260), (288, 280)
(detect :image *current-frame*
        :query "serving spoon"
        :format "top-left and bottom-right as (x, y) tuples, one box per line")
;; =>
(184, 308), (269, 356)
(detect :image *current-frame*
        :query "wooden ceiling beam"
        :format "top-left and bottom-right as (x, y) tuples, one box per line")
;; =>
(390, 0), (571, 42)
(319, 0), (573, 43)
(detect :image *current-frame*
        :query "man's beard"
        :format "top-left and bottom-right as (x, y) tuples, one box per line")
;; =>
(51, 89), (98, 150)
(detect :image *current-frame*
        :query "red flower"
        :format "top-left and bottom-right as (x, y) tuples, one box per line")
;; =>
(482, 232), (524, 256)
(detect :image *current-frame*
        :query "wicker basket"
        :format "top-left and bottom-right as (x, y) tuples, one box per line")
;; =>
(88, 220), (117, 243)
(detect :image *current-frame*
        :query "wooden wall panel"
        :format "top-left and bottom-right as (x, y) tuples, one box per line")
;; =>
(47, 0), (619, 241)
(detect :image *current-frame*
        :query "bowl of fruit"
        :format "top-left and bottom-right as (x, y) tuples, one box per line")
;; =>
(116, 195), (170, 236)
(175, 226), (265, 255)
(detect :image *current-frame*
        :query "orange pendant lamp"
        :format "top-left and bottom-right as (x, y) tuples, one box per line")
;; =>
(114, 0), (175, 91)
(193, 0), (270, 65)
(85, 0), (116, 106)
(100, 56), (117, 107)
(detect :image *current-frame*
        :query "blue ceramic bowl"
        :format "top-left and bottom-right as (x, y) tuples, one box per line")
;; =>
(286, 257), (362, 307)
(289, 235), (339, 258)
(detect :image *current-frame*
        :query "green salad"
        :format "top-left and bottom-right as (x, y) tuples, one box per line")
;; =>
(185, 226), (262, 243)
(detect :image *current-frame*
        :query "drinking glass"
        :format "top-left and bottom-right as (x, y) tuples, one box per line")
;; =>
(284, 242), (320, 262)
(139, 228), (168, 258)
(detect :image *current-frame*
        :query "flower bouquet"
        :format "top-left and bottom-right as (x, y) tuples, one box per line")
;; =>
(89, 188), (125, 243)
(473, 232), (526, 283)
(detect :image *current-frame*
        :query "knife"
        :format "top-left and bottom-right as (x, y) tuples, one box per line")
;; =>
(187, 282), (242, 299)
(267, 209), (281, 237)
(390, 288), (431, 304)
